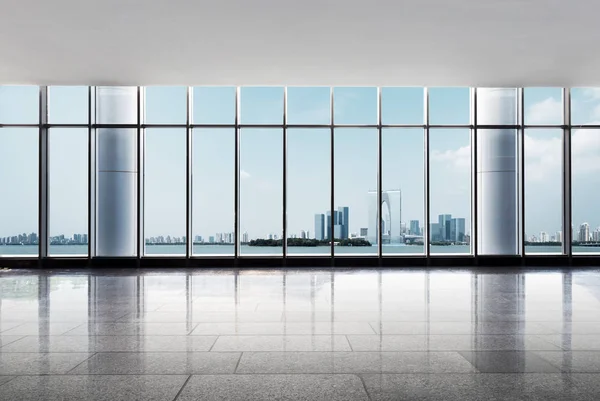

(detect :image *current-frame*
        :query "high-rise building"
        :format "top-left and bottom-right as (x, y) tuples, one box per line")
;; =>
(360, 228), (368, 237)
(410, 220), (420, 236)
(579, 223), (590, 242)
(368, 190), (401, 244)
(540, 232), (548, 242)
(314, 214), (325, 240)
(209, 236), (215, 244)
(337, 207), (349, 239)
(555, 231), (562, 243)
(326, 210), (340, 240)
(439, 214), (452, 241)
(242, 231), (249, 243)
(455, 218), (466, 242)
(300, 230), (306, 239)
(430, 223), (441, 241)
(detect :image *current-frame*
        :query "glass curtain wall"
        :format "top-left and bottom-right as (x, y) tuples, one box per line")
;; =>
(0, 85), (589, 260)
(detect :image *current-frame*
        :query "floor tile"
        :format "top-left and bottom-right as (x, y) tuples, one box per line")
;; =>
(65, 323), (197, 336)
(236, 351), (476, 374)
(0, 375), (188, 401)
(191, 322), (375, 335)
(176, 374), (369, 401)
(371, 322), (558, 335)
(68, 352), (240, 374)
(536, 351), (600, 372)
(0, 322), (24, 333)
(0, 335), (217, 353)
(0, 352), (93, 374)
(361, 373), (587, 401)
(211, 335), (351, 352)
(0, 376), (14, 386)
(347, 334), (562, 351)
(0, 322), (83, 336)
(0, 335), (25, 348)
(459, 351), (562, 373)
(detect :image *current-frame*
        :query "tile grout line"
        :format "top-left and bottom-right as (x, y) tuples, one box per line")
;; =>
(367, 322), (378, 335)
(64, 352), (97, 374)
(345, 335), (354, 351)
(0, 376), (19, 388)
(171, 375), (193, 401)
(59, 323), (86, 336)
(207, 336), (219, 352)
(233, 352), (244, 373)
(356, 374), (373, 401)
(0, 334), (28, 349)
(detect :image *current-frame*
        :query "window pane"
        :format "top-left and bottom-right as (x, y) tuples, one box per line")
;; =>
(240, 87), (283, 125)
(240, 129), (283, 255)
(287, 87), (330, 125)
(571, 88), (600, 126)
(382, 128), (424, 254)
(524, 129), (562, 254)
(0, 86), (39, 124)
(334, 87), (377, 125)
(334, 128), (377, 255)
(49, 128), (88, 256)
(381, 87), (424, 125)
(286, 129), (330, 255)
(524, 88), (562, 125)
(144, 129), (186, 255)
(193, 128), (234, 255)
(572, 128), (600, 253)
(429, 129), (471, 254)
(144, 86), (187, 124)
(428, 87), (470, 125)
(193, 87), (236, 125)
(49, 86), (88, 124)
(0, 128), (38, 255)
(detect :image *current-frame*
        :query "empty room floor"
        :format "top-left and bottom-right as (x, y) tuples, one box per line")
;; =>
(1, 267), (600, 400)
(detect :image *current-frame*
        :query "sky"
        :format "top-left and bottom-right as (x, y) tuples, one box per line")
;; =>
(1, 85), (599, 247)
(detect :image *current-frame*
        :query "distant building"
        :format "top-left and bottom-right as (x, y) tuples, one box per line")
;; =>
(337, 207), (349, 239)
(556, 231), (562, 243)
(360, 228), (368, 237)
(300, 230), (306, 239)
(540, 232), (548, 242)
(314, 214), (325, 240)
(410, 220), (420, 236)
(579, 223), (590, 242)
(242, 232), (249, 243)
(209, 236), (215, 243)
(368, 190), (401, 245)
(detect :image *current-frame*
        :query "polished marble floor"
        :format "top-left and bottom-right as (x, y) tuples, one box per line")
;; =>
(0, 268), (600, 400)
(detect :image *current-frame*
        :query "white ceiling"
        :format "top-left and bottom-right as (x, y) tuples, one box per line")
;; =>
(0, 0), (597, 86)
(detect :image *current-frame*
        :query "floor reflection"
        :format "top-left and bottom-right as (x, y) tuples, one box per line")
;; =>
(1, 269), (600, 399)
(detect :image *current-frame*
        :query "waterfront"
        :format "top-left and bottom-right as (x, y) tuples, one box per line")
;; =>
(1, 244), (599, 256)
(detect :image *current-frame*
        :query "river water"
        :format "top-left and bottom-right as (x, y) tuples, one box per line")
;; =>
(1, 244), (598, 256)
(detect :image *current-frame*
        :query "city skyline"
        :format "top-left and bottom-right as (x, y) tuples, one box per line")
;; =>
(2, 86), (600, 251)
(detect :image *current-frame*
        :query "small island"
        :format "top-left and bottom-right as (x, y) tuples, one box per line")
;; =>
(249, 238), (372, 247)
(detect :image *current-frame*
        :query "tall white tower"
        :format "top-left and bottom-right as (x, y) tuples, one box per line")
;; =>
(95, 87), (138, 256)
(477, 88), (518, 255)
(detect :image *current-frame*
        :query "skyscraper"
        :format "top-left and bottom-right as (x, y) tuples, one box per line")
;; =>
(439, 214), (452, 241)
(455, 218), (466, 242)
(410, 220), (420, 236)
(326, 210), (339, 240)
(579, 223), (590, 242)
(337, 206), (349, 239)
(368, 190), (401, 244)
(314, 214), (324, 240)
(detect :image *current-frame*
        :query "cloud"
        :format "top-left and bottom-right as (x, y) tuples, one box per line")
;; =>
(240, 170), (251, 179)
(582, 88), (600, 101)
(527, 97), (562, 125)
(431, 145), (470, 169)
(524, 134), (561, 181)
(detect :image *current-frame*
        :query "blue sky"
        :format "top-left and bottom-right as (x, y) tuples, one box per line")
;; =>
(0, 85), (598, 245)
